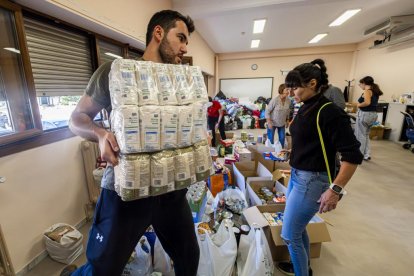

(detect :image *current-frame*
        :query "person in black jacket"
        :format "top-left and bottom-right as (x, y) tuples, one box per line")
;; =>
(278, 59), (363, 276)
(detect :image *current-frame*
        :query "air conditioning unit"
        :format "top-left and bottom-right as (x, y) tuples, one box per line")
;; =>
(364, 14), (414, 49)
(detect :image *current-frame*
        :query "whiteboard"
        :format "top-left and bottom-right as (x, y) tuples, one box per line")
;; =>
(219, 78), (273, 101)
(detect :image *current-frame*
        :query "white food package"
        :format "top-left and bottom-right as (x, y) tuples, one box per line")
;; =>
(187, 66), (209, 103)
(109, 59), (139, 108)
(174, 147), (196, 190)
(114, 154), (151, 201)
(153, 63), (178, 105)
(177, 105), (193, 147)
(170, 64), (193, 105)
(136, 61), (159, 106)
(110, 106), (141, 153)
(192, 102), (208, 143)
(160, 106), (179, 149)
(193, 141), (213, 181)
(150, 150), (176, 196)
(140, 106), (161, 152)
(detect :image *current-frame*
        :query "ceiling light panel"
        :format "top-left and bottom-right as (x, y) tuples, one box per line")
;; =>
(251, 39), (260, 48)
(253, 19), (266, 34)
(308, 33), (328, 44)
(329, 9), (361, 27)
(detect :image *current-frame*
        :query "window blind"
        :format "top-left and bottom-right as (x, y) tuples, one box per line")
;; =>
(23, 17), (93, 96)
(97, 39), (124, 65)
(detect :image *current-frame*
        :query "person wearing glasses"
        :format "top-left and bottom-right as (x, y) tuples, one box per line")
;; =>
(278, 59), (363, 276)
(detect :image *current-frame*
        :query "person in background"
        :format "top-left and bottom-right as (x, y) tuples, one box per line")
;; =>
(207, 96), (226, 147)
(265, 84), (290, 147)
(278, 59), (363, 276)
(355, 76), (383, 161)
(61, 10), (198, 276)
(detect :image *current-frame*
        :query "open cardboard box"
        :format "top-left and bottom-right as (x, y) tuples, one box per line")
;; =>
(233, 161), (272, 197)
(247, 180), (287, 206)
(243, 204), (331, 261)
(247, 144), (292, 172)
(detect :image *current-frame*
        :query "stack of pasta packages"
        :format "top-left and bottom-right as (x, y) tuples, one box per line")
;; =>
(109, 59), (213, 201)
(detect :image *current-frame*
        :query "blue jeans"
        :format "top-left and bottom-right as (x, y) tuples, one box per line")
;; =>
(281, 168), (329, 276)
(268, 126), (286, 147)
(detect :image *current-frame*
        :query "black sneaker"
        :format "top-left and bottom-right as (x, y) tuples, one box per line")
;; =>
(60, 264), (77, 276)
(277, 262), (295, 276)
(277, 262), (313, 276)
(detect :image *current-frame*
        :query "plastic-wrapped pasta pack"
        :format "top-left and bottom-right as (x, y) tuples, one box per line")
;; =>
(192, 102), (208, 143)
(153, 63), (178, 105)
(109, 59), (139, 108)
(193, 140), (213, 181)
(150, 150), (175, 196)
(110, 106), (141, 153)
(139, 106), (161, 152)
(177, 105), (193, 147)
(170, 64), (193, 105)
(174, 147), (196, 190)
(136, 61), (159, 106)
(160, 106), (178, 149)
(187, 66), (209, 103)
(114, 154), (151, 201)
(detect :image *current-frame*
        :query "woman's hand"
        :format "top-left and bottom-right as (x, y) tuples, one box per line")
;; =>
(317, 189), (340, 213)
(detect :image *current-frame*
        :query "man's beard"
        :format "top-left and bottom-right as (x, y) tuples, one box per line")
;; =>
(159, 37), (177, 64)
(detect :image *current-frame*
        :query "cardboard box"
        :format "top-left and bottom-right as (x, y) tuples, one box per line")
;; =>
(247, 144), (277, 172)
(369, 126), (384, 140)
(247, 180), (287, 206)
(233, 161), (272, 197)
(272, 169), (291, 187)
(243, 204), (331, 261)
(345, 102), (358, 113)
(234, 147), (252, 162)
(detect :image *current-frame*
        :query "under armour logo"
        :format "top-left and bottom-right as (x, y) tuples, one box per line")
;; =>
(96, 233), (103, 242)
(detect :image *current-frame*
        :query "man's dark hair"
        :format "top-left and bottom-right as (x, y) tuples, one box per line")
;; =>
(146, 10), (195, 46)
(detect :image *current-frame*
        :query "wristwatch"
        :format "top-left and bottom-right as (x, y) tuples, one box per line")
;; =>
(329, 184), (347, 195)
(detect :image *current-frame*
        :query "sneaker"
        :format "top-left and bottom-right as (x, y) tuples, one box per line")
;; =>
(277, 262), (295, 276)
(277, 262), (313, 276)
(60, 264), (77, 276)
(364, 157), (371, 161)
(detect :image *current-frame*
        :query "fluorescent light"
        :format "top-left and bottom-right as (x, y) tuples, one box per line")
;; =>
(251, 39), (260, 48)
(4, 47), (20, 54)
(308, 33), (328, 44)
(253, 19), (266, 34)
(329, 9), (361, 27)
(105, 52), (123, 59)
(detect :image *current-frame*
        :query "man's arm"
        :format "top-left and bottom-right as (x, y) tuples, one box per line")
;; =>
(69, 94), (119, 165)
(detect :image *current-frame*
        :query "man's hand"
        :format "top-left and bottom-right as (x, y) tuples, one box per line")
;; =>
(317, 189), (340, 213)
(96, 128), (119, 166)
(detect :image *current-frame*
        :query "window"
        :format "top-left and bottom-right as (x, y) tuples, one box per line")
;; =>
(127, 47), (143, 60)
(23, 15), (94, 131)
(97, 38), (125, 65)
(0, 2), (40, 145)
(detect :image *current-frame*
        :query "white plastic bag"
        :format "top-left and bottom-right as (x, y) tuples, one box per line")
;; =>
(196, 226), (214, 276)
(238, 228), (274, 276)
(153, 237), (175, 276)
(209, 222), (237, 276)
(236, 228), (255, 276)
(122, 236), (153, 276)
(212, 187), (248, 213)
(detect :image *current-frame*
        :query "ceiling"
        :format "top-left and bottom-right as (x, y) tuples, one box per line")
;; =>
(172, 0), (414, 53)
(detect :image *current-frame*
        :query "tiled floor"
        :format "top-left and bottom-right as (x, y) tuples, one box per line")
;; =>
(25, 131), (414, 275)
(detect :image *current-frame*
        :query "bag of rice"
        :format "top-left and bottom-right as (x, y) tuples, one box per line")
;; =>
(160, 106), (178, 149)
(109, 59), (139, 108)
(177, 105), (193, 147)
(114, 154), (151, 201)
(136, 61), (159, 106)
(150, 150), (176, 196)
(153, 63), (178, 105)
(170, 64), (193, 105)
(174, 147), (196, 190)
(139, 106), (161, 152)
(110, 106), (141, 153)
(187, 66), (209, 103)
(193, 140), (213, 181)
(192, 102), (208, 143)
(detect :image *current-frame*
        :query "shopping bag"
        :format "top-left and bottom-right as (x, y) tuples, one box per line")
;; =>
(212, 187), (248, 213)
(122, 236), (153, 276)
(209, 222), (238, 276)
(238, 228), (274, 276)
(236, 228), (255, 275)
(208, 172), (231, 197)
(153, 237), (175, 276)
(196, 226), (214, 276)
